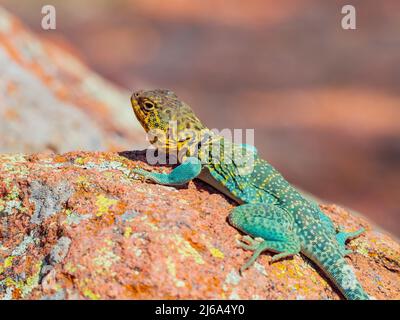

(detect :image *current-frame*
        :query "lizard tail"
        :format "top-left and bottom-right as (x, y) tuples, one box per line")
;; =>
(306, 247), (370, 300)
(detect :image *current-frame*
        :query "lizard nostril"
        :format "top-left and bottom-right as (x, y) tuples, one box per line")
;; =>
(131, 91), (142, 100)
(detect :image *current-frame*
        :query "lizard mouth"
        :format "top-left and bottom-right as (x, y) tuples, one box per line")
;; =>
(130, 98), (148, 130)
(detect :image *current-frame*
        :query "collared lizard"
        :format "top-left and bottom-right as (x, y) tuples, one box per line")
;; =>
(129, 89), (369, 300)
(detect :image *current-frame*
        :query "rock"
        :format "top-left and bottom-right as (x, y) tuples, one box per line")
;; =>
(0, 7), (145, 154)
(0, 151), (398, 299)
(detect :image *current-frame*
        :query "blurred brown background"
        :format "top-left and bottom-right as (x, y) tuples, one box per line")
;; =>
(1, 0), (399, 236)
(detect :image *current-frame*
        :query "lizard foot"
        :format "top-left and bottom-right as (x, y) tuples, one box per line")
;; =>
(128, 167), (157, 183)
(270, 251), (297, 263)
(239, 240), (270, 274)
(236, 235), (264, 250)
(336, 227), (365, 256)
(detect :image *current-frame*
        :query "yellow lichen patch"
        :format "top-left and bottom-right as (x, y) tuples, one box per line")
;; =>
(0, 182), (26, 215)
(290, 281), (313, 297)
(5, 277), (16, 287)
(351, 238), (370, 257)
(104, 239), (113, 247)
(83, 288), (101, 300)
(103, 171), (115, 179)
(309, 273), (320, 285)
(21, 263), (42, 297)
(64, 262), (77, 274)
(4, 256), (14, 268)
(4, 262), (42, 298)
(145, 221), (159, 231)
(75, 272), (101, 299)
(124, 226), (133, 239)
(6, 184), (20, 200)
(0, 179), (23, 216)
(0, 154), (26, 163)
(1, 158), (29, 177)
(357, 244), (370, 257)
(166, 257), (186, 288)
(93, 241), (121, 276)
(291, 262), (304, 278)
(172, 234), (204, 265)
(74, 157), (87, 165)
(95, 194), (118, 217)
(285, 265), (302, 280)
(209, 247), (225, 259)
(2, 177), (12, 189)
(166, 256), (177, 277)
(272, 262), (288, 278)
(75, 175), (90, 189)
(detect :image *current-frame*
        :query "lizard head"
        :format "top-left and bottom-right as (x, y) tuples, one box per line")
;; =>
(131, 89), (207, 154)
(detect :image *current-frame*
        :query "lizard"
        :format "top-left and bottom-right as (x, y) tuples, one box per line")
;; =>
(129, 89), (369, 300)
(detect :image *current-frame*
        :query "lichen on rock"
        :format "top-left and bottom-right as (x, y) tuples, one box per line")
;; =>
(0, 151), (399, 300)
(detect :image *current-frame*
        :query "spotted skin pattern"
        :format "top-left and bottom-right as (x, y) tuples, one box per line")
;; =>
(130, 89), (369, 300)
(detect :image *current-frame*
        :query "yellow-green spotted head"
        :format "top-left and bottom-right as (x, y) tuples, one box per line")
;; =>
(131, 89), (208, 156)
(131, 89), (205, 133)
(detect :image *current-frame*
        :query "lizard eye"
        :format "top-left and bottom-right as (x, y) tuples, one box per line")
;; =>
(143, 100), (155, 111)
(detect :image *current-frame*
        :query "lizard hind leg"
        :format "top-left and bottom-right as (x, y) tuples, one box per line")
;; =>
(229, 203), (300, 273)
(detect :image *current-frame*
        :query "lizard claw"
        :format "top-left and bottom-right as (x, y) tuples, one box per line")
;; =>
(128, 167), (148, 182)
(237, 235), (263, 251)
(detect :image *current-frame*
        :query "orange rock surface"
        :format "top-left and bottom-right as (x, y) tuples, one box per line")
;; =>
(0, 151), (398, 299)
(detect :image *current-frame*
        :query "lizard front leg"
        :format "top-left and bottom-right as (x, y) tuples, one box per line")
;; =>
(130, 156), (202, 186)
